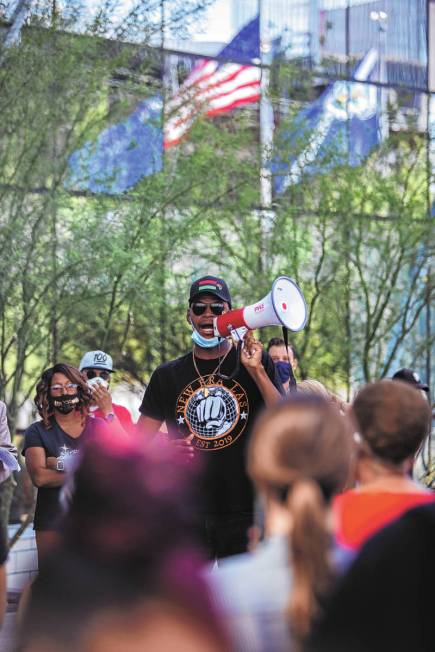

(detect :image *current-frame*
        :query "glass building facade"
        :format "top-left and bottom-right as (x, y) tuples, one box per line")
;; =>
(1, 0), (433, 394)
(230, 0), (434, 394)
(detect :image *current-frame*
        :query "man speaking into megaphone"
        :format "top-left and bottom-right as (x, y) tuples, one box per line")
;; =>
(137, 274), (285, 560)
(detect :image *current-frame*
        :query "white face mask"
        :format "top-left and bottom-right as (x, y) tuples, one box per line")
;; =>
(87, 377), (109, 391)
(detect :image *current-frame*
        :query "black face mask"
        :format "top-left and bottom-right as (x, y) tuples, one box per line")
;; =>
(50, 394), (79, 415)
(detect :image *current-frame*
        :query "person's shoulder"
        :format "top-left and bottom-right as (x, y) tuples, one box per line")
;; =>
(209, 552), (259, 608)
(23, 419), (49, 452)
(366, 501), (435, 553)
(112, 403), (131, 417)
(216, 537), (289, 580)
(153, 352), (192, 374)
(211, 539), (291, 612)
(333, 489), (377, 529)
(333, 488), (354, 507)
(406, 501), (435, 524)
(216, 550), (255, 576)
(24, 419), (47, 436)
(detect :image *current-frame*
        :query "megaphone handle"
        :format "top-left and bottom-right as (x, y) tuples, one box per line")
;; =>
(282, 326), (297, 393)
(229, 326), (248, 345)
(217, 340), (242, 381)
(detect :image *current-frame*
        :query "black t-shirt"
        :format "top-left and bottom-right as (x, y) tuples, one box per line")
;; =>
(0, 526), (7, 565)
(23, 416), (102, 531)
(140, 347), (283, 514)
(308, 504), (435, 652)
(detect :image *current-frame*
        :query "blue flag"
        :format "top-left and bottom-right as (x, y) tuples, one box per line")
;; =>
(65, 95), (163, 195)
(273, 49), (381, 194)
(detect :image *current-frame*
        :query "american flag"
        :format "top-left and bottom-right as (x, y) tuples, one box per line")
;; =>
(164, 16), (261, 149)
(65, 16), (261, 194)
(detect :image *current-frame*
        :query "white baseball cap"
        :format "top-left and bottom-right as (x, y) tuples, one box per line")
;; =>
(79, 350), (113, 372)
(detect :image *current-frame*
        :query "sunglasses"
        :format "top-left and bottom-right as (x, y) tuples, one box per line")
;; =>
(84, 369), (111, 381)
(191, 302), (225, 316)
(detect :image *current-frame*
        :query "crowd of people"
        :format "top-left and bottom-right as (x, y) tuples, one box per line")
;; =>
(0, 274), (433, 650)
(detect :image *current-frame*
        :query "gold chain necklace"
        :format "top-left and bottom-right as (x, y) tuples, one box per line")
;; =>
(192, 344), (232, 397)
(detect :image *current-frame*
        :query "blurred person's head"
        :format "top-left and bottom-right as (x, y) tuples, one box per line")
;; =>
(19, 431), (226, 652)
(391, 367), (429, 400)
(352, 380), (431, 474)
(35, 363), (91, 426)
(248, 396), (353, 643)
(23, 600), (225, 652)
(298, 379), (348, 414)
(297, 379), (331, 401)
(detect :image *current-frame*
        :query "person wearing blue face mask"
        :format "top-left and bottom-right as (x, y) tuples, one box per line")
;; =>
(267, 337), (298, 393)
(138, 275), (284, 560)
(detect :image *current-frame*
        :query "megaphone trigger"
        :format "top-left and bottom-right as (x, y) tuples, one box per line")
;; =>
(227, 325), (248, 346)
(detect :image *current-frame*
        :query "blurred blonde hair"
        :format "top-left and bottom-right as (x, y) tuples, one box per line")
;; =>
(297, 379), (331, 401)
(248, 397), (353, 645)
(298, 379), (348, 413)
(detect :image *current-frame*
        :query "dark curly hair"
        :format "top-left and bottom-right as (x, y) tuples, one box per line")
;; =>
(34, 363), (92, 428)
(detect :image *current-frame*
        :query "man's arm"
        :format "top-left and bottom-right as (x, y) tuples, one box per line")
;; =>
(136, 414), (163, 438)
(138, 367), (194, 460)
(241, 332), (282, 406)
(137, 415), (194, 459)
(137, 367), (167, 438)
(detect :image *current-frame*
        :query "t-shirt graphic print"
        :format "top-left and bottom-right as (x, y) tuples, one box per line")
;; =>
(140, 347), (283, 514)
(176, 374), (249, 452)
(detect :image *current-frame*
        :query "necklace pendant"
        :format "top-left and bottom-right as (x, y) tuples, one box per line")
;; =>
(204, 387), (209, 397)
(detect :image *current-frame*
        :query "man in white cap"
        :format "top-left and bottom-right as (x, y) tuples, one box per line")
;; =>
(79, 350), (133, 434)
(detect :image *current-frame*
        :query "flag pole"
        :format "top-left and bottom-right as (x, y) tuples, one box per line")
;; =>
(259, 0), (275, 274)
(259, 0), (273, 211)
(425, 0), (434, 446)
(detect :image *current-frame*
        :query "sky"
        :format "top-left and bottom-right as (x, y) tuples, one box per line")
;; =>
(197, 0), (231, 42)
(3, 0), (239, 54)
(79, 0), (233, 43)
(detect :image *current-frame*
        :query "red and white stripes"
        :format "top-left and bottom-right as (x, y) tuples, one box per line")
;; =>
(164, 58), (261, 148)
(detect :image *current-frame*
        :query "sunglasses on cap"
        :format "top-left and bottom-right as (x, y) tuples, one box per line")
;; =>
(191, 302), (225, 316)
(83, 369), (111, 381)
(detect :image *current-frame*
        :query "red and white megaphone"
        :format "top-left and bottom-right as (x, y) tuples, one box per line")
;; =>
(213, 276), (308, 338)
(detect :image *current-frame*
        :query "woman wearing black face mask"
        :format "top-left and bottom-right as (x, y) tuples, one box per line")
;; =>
(23, 363), (102, 564)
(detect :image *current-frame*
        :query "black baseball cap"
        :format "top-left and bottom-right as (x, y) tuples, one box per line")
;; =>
(392, 368), (429, 392)
(189, 276), (232, 308)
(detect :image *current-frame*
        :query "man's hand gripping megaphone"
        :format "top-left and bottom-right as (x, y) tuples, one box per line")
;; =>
(240, 330), (263, 369)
